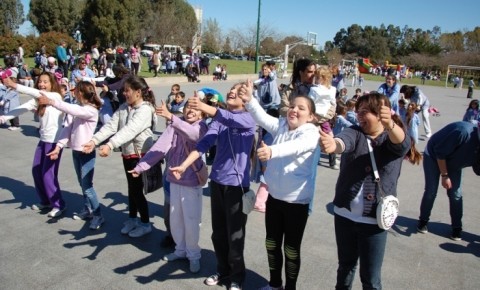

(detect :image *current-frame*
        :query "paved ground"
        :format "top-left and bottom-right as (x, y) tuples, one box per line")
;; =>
(0, 75), (479, 290)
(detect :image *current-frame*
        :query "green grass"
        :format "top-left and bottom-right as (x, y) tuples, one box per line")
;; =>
(19, 57), (466, 89)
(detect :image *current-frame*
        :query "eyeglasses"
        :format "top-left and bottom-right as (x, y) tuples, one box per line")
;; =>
(80, 62), (86, 64)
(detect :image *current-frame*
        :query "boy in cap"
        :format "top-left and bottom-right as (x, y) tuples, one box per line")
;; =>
(0, 68), (21, 130)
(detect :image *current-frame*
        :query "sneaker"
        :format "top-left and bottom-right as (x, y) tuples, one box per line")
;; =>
(189, 259), (201, 273)
(121, 219), (138, 234)
(89, 215), (105, 230)
(330, 164), (339, 170)
(259, 285), (284, 290)
(128, 223), (152, 238)
(162, 252), (186, 262)
(160, 235), (176, 248)
(47, 207), (66, 218)
(31, 203), (51, 211)
(417, 220), (428, 234)
(450, 228), (462, 241)
(73, 209), (93, 220)
(8, 126), (21, 131)
(204, 273), (225, 286)
(425, 133), (432, 138)
(230, 282), (242, 290)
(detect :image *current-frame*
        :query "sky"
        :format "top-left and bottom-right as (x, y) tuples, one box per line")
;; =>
(20, 0), (479, 47)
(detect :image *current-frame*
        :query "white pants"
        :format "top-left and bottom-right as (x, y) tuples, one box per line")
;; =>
(170, 183), (203, 260)
(420, 107), (431, 135)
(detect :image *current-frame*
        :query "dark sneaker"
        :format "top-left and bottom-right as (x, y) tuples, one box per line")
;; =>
(450, 228), (462, 241)
(204, 273), (226, 286)
(417, 220), (428, 234)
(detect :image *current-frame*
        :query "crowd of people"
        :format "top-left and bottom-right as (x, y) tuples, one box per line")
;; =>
(1, 51), (480, 290)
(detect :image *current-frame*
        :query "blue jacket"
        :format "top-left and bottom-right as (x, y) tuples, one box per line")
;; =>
(377, 82), (400, 114)
(425, 121), (480, 171)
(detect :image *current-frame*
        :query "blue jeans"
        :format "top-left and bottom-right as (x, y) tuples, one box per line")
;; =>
(419, 154), (463, 228)
(335, 214), (387, 290)
(72, 150), (101, 215)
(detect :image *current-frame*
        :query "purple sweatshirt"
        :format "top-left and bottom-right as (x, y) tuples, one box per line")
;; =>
(196, 108), (256, 187)
(134, 115), (208, 187)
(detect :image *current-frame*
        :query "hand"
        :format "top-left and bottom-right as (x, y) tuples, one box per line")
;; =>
(127, 169), (140, 178)
(319, 128), (336, 153)
(102, 84), (109, 92)
(37, 93), (52, 106)
(155, 100), (172, 120)
(238, 79), (253, 103)
(82, 140), (96, 154)
(46, 146), (61, 160)
(98, 144), (111, 157)
(441, 176), (452, 190)
(2, 77), (17, 89)
(257, 141), (272, 162)
(0, 100), (4, 107)
(169, 165), (186, 180)
(380, 104), (393, 129)
(187, 96), (204, 111)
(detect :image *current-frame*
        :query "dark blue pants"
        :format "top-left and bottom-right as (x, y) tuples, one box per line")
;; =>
(335, 214), (387, 290)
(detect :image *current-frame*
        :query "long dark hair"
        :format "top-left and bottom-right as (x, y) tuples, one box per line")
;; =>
(35, 71), (61, 117)
(290, 58), (315, 87)
(356, 92), (422, 165)
(123, 75), (156, 107)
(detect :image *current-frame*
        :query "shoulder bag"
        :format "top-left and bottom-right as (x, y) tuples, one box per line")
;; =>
(128, 105), (163, 194)
(367, 138), (399, 230)
(228, 128), (256, 214)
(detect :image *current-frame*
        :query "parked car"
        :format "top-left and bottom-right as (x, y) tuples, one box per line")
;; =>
(203, 53), (219, 59)
(233, 55), (248, 61)
(219, 53), (235, 59)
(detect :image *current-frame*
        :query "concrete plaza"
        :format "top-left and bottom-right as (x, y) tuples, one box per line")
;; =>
(0, 75), (479, 289)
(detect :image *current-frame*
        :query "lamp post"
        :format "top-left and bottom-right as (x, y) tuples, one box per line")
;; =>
(254, 0), (261, 74)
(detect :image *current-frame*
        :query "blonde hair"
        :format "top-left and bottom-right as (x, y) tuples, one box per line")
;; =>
(314, 65), (332, 88)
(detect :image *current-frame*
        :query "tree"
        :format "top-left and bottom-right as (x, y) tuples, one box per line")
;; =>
(464, 27), (480, 52)
(202, 18), (222, 53)
(0, 0), (24, 35)
(140, 0), (197, 49)
(29, 0), (84, 34)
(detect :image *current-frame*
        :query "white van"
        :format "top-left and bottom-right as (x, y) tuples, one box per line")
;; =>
(141, 44), (161, 57)
(162, 44), (182, 53)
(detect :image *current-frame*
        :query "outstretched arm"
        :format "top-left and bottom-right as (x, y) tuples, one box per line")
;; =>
(169, 150), (201, 180)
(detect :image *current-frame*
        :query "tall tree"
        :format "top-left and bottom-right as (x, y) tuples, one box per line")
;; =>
(202, 18), (222, 53)
(0, 0), (24, 35)
(29, 0), (84, 34)
(464, 27), (480, 52)
(82, 0), (144, 48)
(141, 0), (197, 49)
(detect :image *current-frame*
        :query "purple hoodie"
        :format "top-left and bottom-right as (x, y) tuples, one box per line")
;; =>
(196, 108), (256, 187)
(134, 115), (208, 187)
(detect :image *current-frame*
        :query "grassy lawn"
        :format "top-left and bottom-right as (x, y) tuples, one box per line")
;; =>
(19, 57), (460, 89)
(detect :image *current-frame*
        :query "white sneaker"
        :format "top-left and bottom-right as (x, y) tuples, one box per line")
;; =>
(121, 219), (138, 234)
(425, 133), (432, 138)
(128, 223), (152, 238)
(190, 259), (201, 273)
(47, 207), (66, 218)
(8, 126), (21, 131)
(73, 209), (93, 220)
(162, 252), (186, 261)
(89, 215), (105, 230)
(31, 203), (51, 211)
